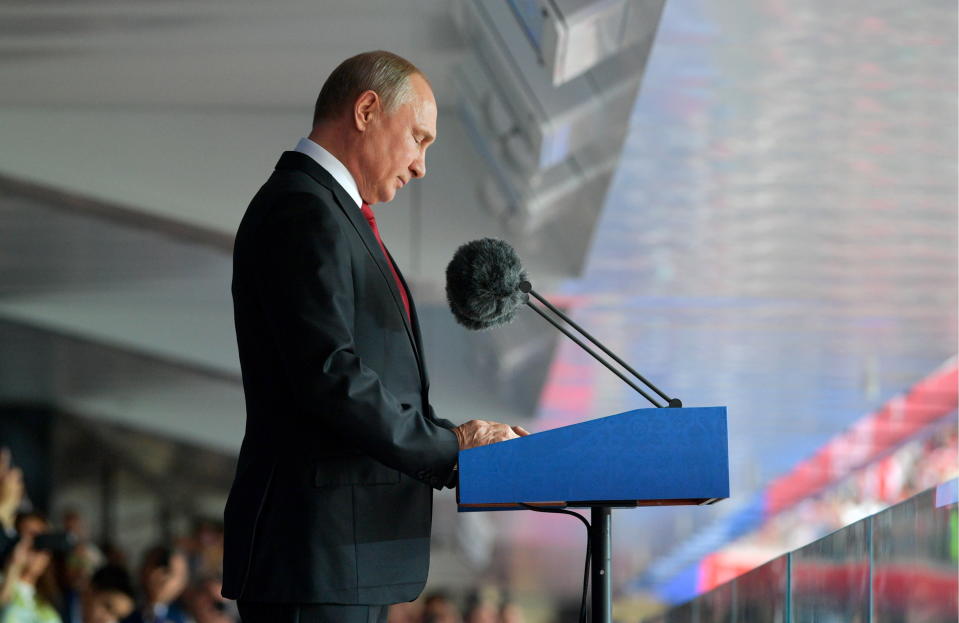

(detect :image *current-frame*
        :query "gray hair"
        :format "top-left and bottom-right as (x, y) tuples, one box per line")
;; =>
(313, 50), (423, 125)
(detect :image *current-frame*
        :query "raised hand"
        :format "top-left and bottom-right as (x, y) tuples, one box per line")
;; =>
(0, 449), (23, 532)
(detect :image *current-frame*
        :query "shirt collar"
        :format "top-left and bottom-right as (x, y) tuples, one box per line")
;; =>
(293, 137), (362, 209)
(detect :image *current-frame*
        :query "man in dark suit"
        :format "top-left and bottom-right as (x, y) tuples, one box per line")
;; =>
(222, 51), (527, 623)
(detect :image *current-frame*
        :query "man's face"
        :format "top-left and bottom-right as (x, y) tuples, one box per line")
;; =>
(355, 73), (437, 205)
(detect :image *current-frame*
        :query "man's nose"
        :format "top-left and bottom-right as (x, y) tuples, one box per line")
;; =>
(410, 156), (425, 179)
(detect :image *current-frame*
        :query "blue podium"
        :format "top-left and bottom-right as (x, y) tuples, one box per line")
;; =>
(457, 406), (729, 621)
(458, 406), (728, 509)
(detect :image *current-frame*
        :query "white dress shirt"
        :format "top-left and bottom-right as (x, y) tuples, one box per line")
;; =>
(293, 137), (362, 209)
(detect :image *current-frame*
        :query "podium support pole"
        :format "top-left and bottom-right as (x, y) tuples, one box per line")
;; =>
(590, 506), (612, 623)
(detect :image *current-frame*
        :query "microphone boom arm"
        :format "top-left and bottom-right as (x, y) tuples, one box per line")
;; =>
(519, 281), (682, 409)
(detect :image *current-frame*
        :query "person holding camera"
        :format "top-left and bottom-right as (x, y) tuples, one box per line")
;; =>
(0, 512), (63, 623)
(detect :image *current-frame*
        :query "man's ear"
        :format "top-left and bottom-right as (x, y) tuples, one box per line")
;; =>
(354, 90), (380, 132)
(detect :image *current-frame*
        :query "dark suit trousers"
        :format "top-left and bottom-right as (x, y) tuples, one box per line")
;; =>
(237, 601), (388, 623)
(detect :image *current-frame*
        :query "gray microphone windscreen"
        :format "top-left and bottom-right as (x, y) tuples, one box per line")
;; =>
(445, 238), (529, 330)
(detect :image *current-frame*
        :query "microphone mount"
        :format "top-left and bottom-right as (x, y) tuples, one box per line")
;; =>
(518, 281), (681, 409)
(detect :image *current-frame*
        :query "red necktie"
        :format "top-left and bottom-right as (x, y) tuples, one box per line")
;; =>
(360, 202), (411, 321)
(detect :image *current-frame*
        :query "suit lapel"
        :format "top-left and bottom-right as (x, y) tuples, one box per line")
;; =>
(275, 152), (423, 373)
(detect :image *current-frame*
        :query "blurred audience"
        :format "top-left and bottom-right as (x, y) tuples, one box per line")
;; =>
(181, 575), (235, 623)
(389, 591), (526, 623)
(0, 447), (543, 623)
(498, 602), (524, 623)
(421, 591), (461, 623)
(121, 546), (188, 623)
(176, 521), (223, 584)
(388, 600), (423, 623)
(464, 601), (497, 623)
(80, 565), (135, 623)
(97, 545), (128, 571)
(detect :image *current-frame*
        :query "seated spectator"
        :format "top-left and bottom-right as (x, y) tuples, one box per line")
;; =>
(80, 565), (135, 623)
(121, 546), (188, 623)
(0, 512), (63, 623)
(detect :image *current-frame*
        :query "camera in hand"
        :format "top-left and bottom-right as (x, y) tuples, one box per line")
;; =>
(31, 531), (74, 554)
(0, 530), (74, 565)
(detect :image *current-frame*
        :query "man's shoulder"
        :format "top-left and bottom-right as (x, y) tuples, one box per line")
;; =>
(257, 167), (339, 213)
(234, 156), (358, 263)
(242, 171), (345, 233)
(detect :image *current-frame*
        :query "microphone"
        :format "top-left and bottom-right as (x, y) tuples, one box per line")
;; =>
(445, 238), (682, 408)
(445, 238), (529, 330)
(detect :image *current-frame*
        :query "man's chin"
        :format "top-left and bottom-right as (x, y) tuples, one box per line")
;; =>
(378, 188), (397, 204)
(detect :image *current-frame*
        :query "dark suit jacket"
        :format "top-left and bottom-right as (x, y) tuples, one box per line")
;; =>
(222, 151), (460, 605)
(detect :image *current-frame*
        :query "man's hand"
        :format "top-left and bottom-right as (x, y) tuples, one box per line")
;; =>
(452, 420), (530, 450)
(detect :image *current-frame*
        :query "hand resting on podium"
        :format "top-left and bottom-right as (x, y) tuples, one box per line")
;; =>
(452, 420), (529, 450)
